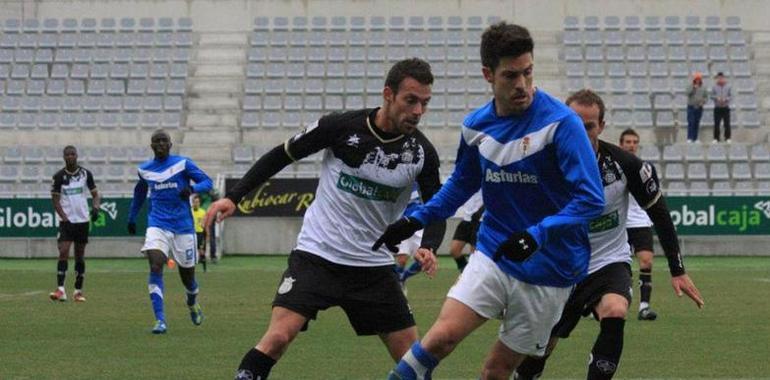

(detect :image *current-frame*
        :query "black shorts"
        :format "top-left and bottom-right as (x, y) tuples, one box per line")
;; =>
(272, 249), (415, 336)
(452, 220), (479, 245)
(627, 227), (654, 253)
(552, 262), (632, 339)
(196, 232), (206, 249)
(57, 221), (89, 244)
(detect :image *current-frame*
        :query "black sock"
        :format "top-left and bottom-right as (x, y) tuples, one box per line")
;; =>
(639, 269), (652, 305)
(587, 318), (625, 380)
(74, 260), (85, 290)
(56, 260), (68, 287)
(455, 255), (468, 272)
(235, 348), (276, 380)
(515, 354), (549, 379)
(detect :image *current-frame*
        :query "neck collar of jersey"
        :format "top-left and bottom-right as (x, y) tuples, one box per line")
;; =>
(64, 166), (80, 175)
(367, 107), (405, 144)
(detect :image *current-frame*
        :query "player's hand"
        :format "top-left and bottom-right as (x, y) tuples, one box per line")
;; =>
(179, 186), (193, 200)
(671, 274), (704, 309)
(372, 217), (424, 253)
(127, 222), (137, 235)
(493, 231), (538, 262)
(204, 198), (236, 235)
(90, 208), (100, 222)
(414, 248), (438, 278)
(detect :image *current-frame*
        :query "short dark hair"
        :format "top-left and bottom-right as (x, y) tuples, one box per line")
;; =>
(63, 145), (77, 154)
(151, 129), (170, 141)
(565, 89), (605, 123)
(480, 22), (534, 72)
(384, 58), (434, 94)
(619, 128), (640, 144)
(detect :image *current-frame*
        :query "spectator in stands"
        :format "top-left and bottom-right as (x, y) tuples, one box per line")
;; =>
(686, 72), (708, 143)
(711, 72), (732, 143)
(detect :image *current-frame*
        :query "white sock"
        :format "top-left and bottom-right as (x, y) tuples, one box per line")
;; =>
(640, 302), (649, 311)
(58, 286), (65, 292)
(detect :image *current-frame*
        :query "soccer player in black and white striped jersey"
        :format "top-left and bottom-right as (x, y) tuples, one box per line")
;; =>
(49, 145), (100, 303)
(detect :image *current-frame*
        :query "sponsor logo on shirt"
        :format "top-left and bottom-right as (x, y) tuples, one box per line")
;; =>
(589, 209), (620, 233)
(336, 172), (403, 202)
(484, 168), (538, 184)
(153, 182), (179, 191)
(62, 187), (84, 195)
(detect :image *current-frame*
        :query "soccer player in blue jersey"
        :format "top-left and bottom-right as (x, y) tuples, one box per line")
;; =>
(375, 22), (605, 379)
(127, 130), (213, 334)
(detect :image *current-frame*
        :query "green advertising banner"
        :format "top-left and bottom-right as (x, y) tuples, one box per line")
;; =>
(0, 198), (147, 238)
(666, 196), (770, 235)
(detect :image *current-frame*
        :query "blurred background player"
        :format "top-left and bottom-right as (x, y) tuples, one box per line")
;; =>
(127, 130), (213, 334)
(49, 145), (100, 303)
(513, 89), (703, 380)
(192, 195), (208, 272)
(447, 190), (484, 272)
(618, 128), (659, 320)
(198, 189), (220, 263)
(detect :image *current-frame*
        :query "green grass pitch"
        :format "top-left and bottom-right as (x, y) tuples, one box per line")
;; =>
(1, 256), (769, 379)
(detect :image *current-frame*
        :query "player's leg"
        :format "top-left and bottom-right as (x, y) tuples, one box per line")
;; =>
(631, 227), (656, 320)
(72, 242), (87, 302)
(50, 238), (72, 301)
(197, 232), (207, 272)
(235, 306), (308, 380)
(449, 221), (473, 271)
(588, 293), (628, 380)
(146, 249), (168, 333)
(172, 233), (203, 325)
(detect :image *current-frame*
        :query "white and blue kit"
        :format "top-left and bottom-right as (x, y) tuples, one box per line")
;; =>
(128, 154), (213, 267)
(408, 90), (606, 356)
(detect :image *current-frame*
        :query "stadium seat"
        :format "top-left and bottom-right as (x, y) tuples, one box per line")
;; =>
(689, 181), (709, 196)
(665, 181), (687, 196)
(755, 163), (770, 180)
(708, 163), (729, 180)
(664, 163), (685, 180)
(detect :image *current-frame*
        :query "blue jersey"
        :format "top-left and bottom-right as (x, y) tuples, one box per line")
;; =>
(409, 90), (605, 287)
(402, 184), (422, 217)
(128, 155), (213, 234)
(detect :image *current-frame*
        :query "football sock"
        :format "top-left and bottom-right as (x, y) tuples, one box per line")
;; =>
(454, 255), (468, 272)
(639, 269), (652, 308)
(391, 341), (439, 380)
(148, 272), (165, 322)
(235, 348), (276, 380)
(400, 262), (422, 282)
(185, 279), (199, 306)
(587, 318), (624, 380)
(74, 259), (85, 290)
(514, 354), (549, 380)
(56, 260), (68, 287)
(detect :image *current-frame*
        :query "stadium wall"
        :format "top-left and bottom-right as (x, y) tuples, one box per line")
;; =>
(1, 0), (768, 32)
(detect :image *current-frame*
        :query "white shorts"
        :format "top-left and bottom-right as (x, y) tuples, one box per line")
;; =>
(141, 227), (197, 268)
(397, 229), (424, 256)
(447, 251), (572, 356)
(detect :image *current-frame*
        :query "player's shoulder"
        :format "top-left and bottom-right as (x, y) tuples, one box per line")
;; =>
(599, 140), (644, 170)
(79, 166), (94, 176)
(462, 98), (495, 128)
(533, 90), (581, 127)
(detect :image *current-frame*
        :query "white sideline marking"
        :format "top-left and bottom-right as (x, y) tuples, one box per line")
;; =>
(0, 290), (44, 300)
(755, 278), (770, 283)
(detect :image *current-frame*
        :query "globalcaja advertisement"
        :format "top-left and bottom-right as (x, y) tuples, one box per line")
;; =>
(666, 196), (770, 235)
(0, 198), (147, 238)
(225, 178), (318, 217)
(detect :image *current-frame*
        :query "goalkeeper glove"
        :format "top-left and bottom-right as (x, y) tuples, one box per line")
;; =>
(372, 217), (424, 253)
(493, 231), (538, 262)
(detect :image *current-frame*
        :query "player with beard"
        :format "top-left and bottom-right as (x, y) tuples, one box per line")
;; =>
(512, 90), (703, 380)
(204, 58), (446, 380)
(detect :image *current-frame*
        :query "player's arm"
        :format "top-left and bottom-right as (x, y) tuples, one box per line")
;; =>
(127, 176), (148, 226)
(225, 117), (338, 204)
(86, 169), (100, 221)
(410, 134), (482, 225)
(374, 133), (481, 252)
(624, 157), (704, 308)
(185, 159), (213, 194)
(415, 139), (446, 253)
(50, 172), (69, 222)
(526, 115), (605, 248)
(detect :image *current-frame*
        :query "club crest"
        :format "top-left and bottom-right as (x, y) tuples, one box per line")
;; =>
(278, 276), (296, 295)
